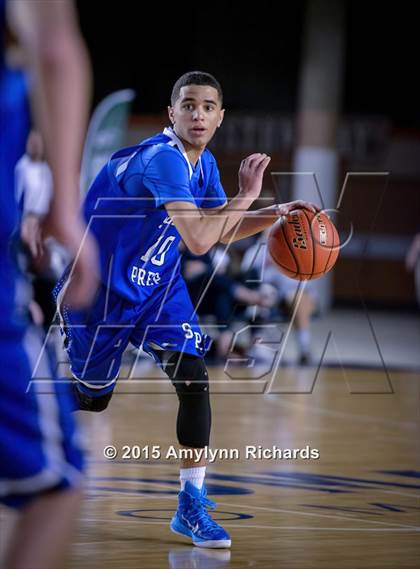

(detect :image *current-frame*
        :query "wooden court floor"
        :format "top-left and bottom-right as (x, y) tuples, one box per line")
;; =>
(3, 365), (420, 568)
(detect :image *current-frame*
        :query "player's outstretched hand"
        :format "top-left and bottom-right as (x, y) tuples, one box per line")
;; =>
(42, 207), (99, 309)
(238, 153), (271, 201)
(276, 200), (321, 217)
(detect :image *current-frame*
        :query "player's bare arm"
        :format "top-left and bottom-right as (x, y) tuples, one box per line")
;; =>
(165, 153), (271, 254)
(219, 199), (322, 244)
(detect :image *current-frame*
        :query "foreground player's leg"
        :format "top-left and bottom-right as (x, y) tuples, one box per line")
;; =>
(4, 488), (82, 569)
(0, 325), (85, 569)
(157, 351), (231, 548)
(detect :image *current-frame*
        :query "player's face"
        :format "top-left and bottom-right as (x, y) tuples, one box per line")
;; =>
(168, 85), (224, 153)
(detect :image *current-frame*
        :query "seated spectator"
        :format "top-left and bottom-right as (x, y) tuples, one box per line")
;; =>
(181, 244), (275, 362)
(241, 229), (318, 365)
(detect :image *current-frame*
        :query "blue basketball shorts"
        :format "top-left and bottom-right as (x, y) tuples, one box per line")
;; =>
(0, 324), (84, 508)
(56, 278), (211, 396)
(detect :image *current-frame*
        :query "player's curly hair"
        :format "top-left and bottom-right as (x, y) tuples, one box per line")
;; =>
(171, 71), (223, 106)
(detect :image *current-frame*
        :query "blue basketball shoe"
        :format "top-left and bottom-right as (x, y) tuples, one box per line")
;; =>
(170, 482), (231, 548)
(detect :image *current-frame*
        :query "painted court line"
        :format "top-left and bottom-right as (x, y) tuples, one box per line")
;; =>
(216, 500), (419, 529)
(83, 491), (418, 530)
(77, 518), (420, 533)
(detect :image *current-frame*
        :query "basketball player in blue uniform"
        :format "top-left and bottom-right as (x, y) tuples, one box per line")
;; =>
(57, 70), (319, 548)
(1, 2), (98, 567)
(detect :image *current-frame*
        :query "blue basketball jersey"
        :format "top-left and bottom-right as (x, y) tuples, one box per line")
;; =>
(0, 0), (31, 330)
(83, 127), (227, 303)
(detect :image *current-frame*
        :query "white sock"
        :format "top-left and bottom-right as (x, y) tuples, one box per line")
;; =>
(180, 466), (206, 491)
(296, 329), (311, 353)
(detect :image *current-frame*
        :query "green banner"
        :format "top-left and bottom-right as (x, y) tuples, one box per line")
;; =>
(80, 89), (136, 195)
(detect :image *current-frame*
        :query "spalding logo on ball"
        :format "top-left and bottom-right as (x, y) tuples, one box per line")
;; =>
(268, 210), (340, 280)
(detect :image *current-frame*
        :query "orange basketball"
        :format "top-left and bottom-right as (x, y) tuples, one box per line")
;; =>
(267, 210), (340, 280)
